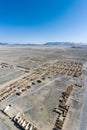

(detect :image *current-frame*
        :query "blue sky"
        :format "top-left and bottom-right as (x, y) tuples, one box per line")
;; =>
(0, 0), (87, 44)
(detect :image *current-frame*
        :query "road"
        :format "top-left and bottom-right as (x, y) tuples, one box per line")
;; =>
(79, 76), (87, 130)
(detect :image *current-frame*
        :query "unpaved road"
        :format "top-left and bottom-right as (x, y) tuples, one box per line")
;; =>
(79, 71), (87, 130)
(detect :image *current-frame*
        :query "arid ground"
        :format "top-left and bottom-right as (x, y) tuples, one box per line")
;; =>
(0, 45), (87, 130)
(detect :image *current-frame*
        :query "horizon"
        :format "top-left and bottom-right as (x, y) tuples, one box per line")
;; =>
(0, 0), (87, 44)
(0, 41), (87, 45)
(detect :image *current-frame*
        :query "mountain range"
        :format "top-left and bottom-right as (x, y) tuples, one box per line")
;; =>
(0, 42), (85, 46)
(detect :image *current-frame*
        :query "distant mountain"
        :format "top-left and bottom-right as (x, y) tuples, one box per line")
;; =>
(0, 42), (86, 46)
(0, 43), (38, 46)
(44, 42), (76, 46)
(10, 43), (38, 46)
(0, 43), (8, 45)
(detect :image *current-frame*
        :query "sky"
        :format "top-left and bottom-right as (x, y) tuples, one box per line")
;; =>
(0, 0), (87, 44)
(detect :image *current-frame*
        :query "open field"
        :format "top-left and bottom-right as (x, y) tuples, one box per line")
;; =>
(0, 45), (87, 130)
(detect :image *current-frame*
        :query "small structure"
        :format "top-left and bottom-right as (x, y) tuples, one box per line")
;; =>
(3, 105), (39, 130)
